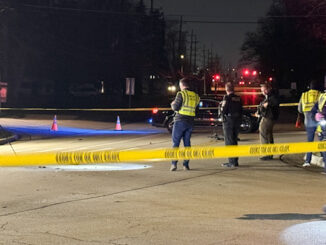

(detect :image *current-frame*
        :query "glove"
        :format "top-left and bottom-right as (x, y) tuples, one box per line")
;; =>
(315, 112), (324, 122)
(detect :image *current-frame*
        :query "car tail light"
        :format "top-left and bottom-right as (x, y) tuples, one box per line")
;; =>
(152, 108), (159, 114)
(209, 118), (214, 121)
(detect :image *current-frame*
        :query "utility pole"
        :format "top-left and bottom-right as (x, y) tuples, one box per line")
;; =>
(193, 35), (197, 72)
(203, 45), (206, 68)
(202, 45), (207, 95)
(208, 48), (213, 70)
(207, 49), (210, 70)
(215, 53), (219, 73)
(189, 30), (193, 73)
(178, 15), (184, 75)
(178, 15), (183, 58)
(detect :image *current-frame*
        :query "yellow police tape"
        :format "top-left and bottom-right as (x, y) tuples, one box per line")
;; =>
(243, 103), (298, 108)
(0, 103), (298, 111)
(0, 141), (325, 167)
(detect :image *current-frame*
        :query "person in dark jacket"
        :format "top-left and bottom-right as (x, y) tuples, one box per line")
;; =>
(310, 91), (326, 175)
(255, 83), (280, 160)
(170, 77), (200, 171)
(220, 82), (243, 168)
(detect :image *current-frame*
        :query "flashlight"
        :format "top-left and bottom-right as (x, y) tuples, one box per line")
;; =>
(320, 119), (326, 127)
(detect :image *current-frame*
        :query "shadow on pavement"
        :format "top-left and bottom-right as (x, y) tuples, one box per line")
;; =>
(238, 213), (326, 220)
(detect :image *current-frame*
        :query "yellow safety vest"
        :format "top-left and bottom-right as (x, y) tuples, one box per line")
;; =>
(316, 93), (326, 132)
(318, 93), (326, 111)
(178, 90), (200, 117)
(301, 89), (320, 112)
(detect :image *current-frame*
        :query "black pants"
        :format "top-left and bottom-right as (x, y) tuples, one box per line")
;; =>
(223, 117), (240, 165)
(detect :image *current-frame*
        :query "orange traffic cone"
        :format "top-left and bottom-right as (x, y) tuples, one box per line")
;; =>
(51, 115), (58, 131)
(115, 115), (122, 131)
(295, 114), (301, 128)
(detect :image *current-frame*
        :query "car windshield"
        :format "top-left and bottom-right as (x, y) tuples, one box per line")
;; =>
(199, 100), (219, 108)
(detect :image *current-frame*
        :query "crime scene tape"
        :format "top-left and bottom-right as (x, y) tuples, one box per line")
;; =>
(0, 103), (298, 112)
(0, 141), (325, 167)
(0, 107), (168, 111)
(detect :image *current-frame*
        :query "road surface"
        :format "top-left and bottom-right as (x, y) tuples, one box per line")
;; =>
(0, 117), (325, 244)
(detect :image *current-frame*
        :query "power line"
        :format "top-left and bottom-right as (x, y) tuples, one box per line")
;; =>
(166, 14), (326, 19)
(20, 4), (155, 17)
(15, 4), (326, 21)
(183, 20), (260, 24)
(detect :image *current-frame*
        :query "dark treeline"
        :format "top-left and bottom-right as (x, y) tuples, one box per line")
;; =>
(0, 0), (183, 107)
(1, 0), (325, 108)
(240, 0), (326, 91)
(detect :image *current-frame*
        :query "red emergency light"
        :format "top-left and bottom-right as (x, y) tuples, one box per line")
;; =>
(212, 74), (221, 80)
(243, 69), (250, 76)
(152, 108), (159, 114)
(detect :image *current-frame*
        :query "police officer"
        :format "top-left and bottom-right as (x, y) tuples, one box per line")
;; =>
(298, 80), (320, 167)
(170, 76), (200, 171)
(311, 90), (326, 175)
(255, 83), (279, 160)
(220, 82), (243, 167)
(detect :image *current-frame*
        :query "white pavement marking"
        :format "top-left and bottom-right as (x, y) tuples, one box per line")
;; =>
(24, 164), (152, 171)
(120, 147), (139, 151)
(281, 221), (326, 245)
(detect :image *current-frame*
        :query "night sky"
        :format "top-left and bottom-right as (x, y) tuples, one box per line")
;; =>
(145, 0), (272, 66)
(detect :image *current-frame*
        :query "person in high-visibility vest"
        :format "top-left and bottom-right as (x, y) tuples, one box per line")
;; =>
(311, 88), (326, 175)
(298, 80), (321, 167)
(170, 77), (200, 171)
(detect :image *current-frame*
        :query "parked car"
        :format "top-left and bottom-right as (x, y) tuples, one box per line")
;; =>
(151, 98), (259, 133)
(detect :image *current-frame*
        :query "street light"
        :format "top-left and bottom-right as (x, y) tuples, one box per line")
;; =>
(180, 54), (184, 74)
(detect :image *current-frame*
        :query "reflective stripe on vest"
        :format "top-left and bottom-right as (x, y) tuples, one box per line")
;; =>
(318, 93), (326, 112)
(316, 93), (326, 133)
(178, 90), (200, 117)
(301, 90), (320, 112)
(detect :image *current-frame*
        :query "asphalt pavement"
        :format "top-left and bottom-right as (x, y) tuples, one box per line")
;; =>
(0, 114), (325, 244)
